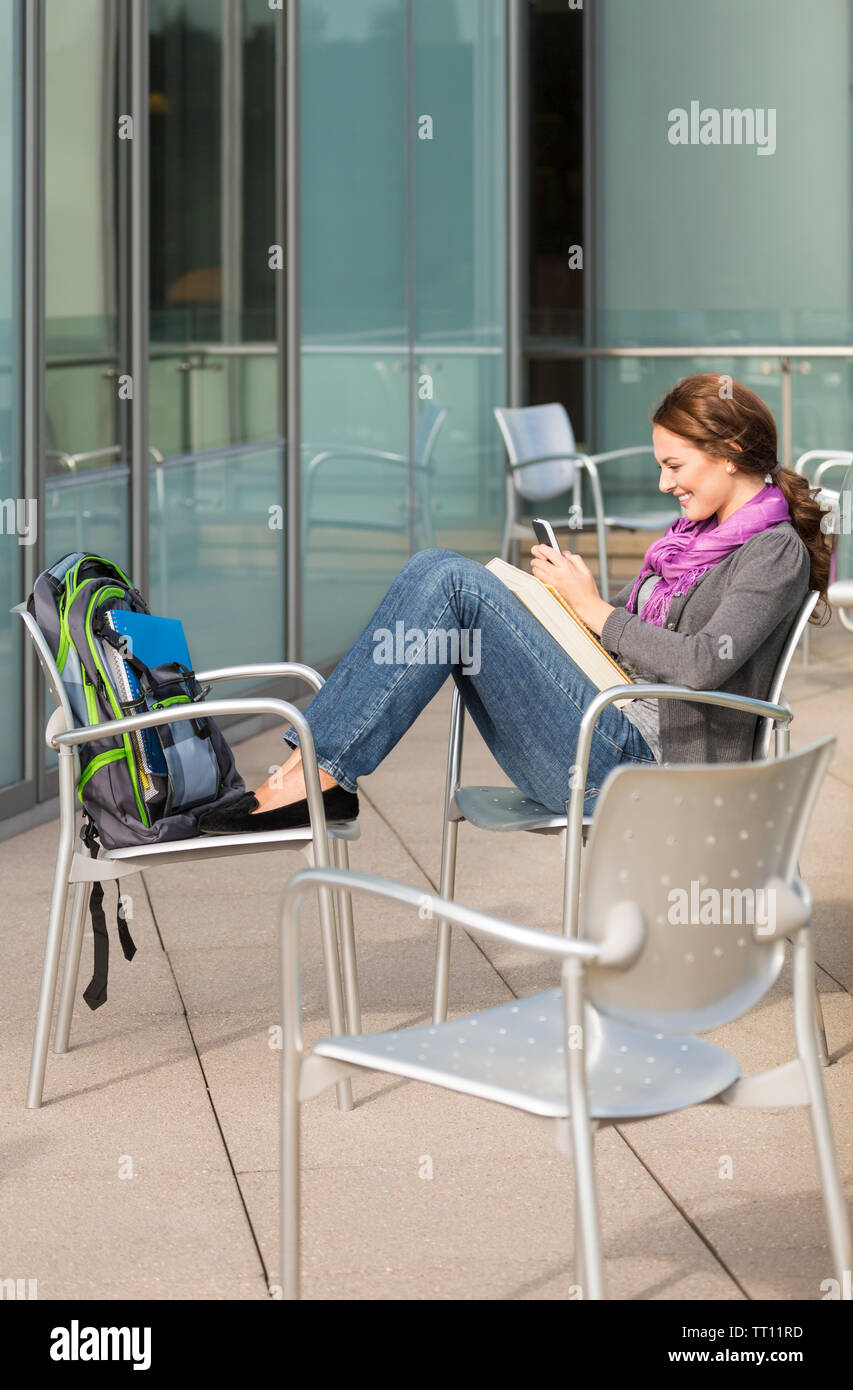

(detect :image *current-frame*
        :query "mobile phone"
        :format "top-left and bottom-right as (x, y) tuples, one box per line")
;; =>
(532, 517), (562, 552)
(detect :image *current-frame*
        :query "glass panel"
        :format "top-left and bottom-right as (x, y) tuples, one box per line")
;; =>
(596, 0), (853, 513)
(300, 0), (409, 666)
(527, 0), (584, 346)
(413, 0), (507, 562)
(44, 0), (127, 565)
(147, 441), (285, 670)
(148, 0), (283, 672)
(0, 0), (23, 789)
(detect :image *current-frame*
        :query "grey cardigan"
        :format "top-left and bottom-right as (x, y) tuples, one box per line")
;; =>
(600, 523), (811, 764)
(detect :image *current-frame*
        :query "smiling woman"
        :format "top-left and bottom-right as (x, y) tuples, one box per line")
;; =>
(199, 375), (830, 834)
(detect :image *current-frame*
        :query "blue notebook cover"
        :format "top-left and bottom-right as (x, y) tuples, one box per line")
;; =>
(107, 610), (193, 673)
(106, 611), (195, 777)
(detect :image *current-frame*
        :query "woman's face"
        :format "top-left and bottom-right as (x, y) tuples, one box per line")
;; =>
(653, 424), (736, 524)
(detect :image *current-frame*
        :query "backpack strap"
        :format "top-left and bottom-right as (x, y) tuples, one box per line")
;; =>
(80, 816), (137, 1011)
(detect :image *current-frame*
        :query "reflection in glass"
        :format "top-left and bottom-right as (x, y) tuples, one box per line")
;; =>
(148, 0), (283, 671)
(44, 0), (127, 567)
(0, 0), (23, 788)
(301, 0), (508, 666)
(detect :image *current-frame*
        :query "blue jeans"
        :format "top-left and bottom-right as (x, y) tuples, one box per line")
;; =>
(281, 548), (655, 815)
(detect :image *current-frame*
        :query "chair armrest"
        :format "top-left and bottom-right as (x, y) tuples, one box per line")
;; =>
(815, 458), (852, 488)
(305, 446), (407, 476)
(506, 452), (587, 473)
(583, 446), (656, 466)
(195, 662), (324, 695)
(51, 696), (335, 839)
(51, 696), (309, 751)
(281, 866), (607, 961)
(561, 684), (793, 939)
(793, 450), (853, 479)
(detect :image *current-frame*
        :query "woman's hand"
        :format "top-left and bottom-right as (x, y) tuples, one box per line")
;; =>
(529, 544), (614, 635)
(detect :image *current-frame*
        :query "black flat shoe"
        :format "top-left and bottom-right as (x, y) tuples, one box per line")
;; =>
(197, 784), (359, 835)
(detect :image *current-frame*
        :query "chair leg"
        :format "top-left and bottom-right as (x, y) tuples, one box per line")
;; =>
(280, 1035), (301, 1301)
(793, 930), (852, 1292)
(501, 472), (515, 562)
(27, 749), (77, 1108)
(331, 837), (362, 1034)
(433, 686), (465, 1025)
(432, 819), (459, 1025)
(573, 1168), (587, 1298)
(301, 839), (353, 1111)
(53, 881), (90, 1054)
(814, 983), (830, 1067)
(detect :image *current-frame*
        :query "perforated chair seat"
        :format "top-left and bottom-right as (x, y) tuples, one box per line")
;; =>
(453, 785), (571, 833)
(312, 990), (740, 1120)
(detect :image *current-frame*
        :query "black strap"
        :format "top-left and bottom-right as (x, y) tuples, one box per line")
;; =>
(80, 817), (138, 1011)
(82, 878), (109, 1011)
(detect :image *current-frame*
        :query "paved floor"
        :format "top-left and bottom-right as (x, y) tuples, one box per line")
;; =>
(1, 607), (851, 1301)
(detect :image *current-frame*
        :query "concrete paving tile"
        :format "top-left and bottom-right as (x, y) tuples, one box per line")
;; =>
(0, 1174), (263, 1298)
(0, 1017), (232, 1177)
(240, 1130), (740, 1301)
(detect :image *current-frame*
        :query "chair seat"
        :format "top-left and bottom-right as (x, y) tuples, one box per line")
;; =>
(454, 784), (587, 833)
(313, 990), (740, 1120)
(101, 819), (359, 870)
(601, 511), (680, 529)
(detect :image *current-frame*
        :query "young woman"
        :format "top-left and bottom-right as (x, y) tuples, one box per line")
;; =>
(199, 374), (829, 834)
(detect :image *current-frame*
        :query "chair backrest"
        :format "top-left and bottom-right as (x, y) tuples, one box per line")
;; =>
(413, 403), (447, 470)
(494, 404), (579, 501)
(580, 738), (834, 1034)
(793, 449), (853, 483)
(751, 588), (819, 760)
(11, 602), (74, 732)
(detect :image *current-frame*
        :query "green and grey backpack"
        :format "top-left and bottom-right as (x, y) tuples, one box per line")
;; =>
(29, 551), (247, 1007)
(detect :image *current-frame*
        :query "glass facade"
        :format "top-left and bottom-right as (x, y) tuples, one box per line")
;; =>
(0, 0), (22, 790)
(300, 0), (507, 665)
(44, 0), (126, 569)
(147, 0), (283, 673)
(3, 0), (853, 825)
(594, 0), (853, 512)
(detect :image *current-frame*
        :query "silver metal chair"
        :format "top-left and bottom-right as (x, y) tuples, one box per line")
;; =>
(431, 588), (821, 1026)
(793, 449), (852, 522)
(495, 404), (679, 600)
(302, 403), (447, 554)
(824, 461), (853, 634)
(278, 736), (850, 1300)
(793, 451), (852, 662)
(14, 603), (362, 1113)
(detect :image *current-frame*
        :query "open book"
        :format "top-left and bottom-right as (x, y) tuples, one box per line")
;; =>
(485, 558), (634, 708)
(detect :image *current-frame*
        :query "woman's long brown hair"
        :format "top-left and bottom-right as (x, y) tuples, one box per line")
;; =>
(651, 373), (830, 623)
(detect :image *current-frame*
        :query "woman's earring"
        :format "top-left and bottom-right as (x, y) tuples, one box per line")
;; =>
(726, 465), (735, 474)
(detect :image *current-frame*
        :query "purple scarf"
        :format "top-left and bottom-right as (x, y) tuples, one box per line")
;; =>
(628, 485), (792, 626)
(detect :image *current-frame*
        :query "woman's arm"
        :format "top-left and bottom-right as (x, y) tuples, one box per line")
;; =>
(529, 545), (618, 635)
(600, 528), (810, 690)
